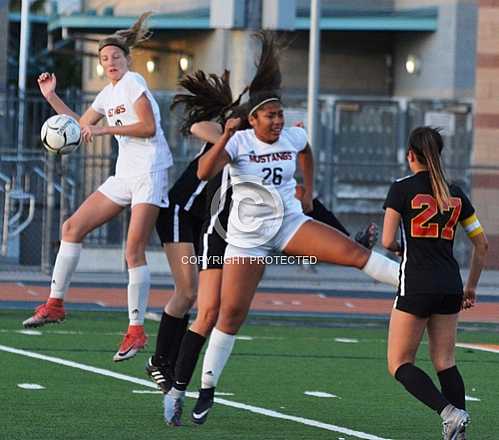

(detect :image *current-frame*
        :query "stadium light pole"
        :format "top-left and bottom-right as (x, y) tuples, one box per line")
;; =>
(307, 0), (321, 151)
(17, 0), (31, 185)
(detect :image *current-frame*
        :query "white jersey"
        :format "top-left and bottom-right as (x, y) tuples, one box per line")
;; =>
(92, 71), (173, 178)
(224, 127), (308, 223)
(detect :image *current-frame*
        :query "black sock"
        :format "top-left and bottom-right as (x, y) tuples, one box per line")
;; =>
(152, 312), (188, 366)
(173, 330), (206, 392)
(395, 363), (449, 414)
(438, 365), (466, 410)
(168, 314), (190, 367)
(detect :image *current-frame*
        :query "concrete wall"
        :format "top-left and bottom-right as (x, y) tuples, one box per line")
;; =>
(281, 31), (391, 95)
(393, 0), (477, 98)
(82, 29), (391, 96)
(83, 31), (221, 92)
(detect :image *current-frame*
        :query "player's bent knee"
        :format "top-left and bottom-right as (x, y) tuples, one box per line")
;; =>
(350, 246), (370, 269)
(61, 218), (84, 242)
(125, 248), (146, 267)
(218, 307), (246, 333)
(432, 356), (456, 373)
(388, 357), (414, 377)
(196, 307), (219, 330)
(176, 288), (197, 308)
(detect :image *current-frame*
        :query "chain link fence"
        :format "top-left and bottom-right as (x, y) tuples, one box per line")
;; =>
(0, 89), (477, 272)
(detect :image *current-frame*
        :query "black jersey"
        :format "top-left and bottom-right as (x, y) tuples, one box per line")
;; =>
(384, 171), (475, 296)
(202, 165), (232, 227)
(167, 143), (212, 218)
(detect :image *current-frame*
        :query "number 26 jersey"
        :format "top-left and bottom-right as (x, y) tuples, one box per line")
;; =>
(384, 171), (476, 296)
(224, 127), (308, 221)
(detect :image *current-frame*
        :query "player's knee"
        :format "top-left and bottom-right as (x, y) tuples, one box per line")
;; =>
(351, 246), (370, 269)
(175, 285), (197, 307)
(125, 247), (146, 267)
(61, 218), (84, 242)
(388, 356), (414, 377)
(196, 306), (219, 331)
(218, 305), (246, 333)
(431, 354), (455, 372)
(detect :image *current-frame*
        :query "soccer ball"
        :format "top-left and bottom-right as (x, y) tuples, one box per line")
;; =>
(41, 114), (81, 155)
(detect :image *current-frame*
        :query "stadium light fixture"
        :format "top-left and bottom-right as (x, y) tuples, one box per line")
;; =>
(405, 54), (421, 75)
(146, 59), (156, 73)
(179, 55), (190, 73)
(96, 63), (104, 78)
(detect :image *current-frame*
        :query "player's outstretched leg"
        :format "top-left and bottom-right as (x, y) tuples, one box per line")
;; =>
(23, 193), (123, 329)
(22, 241), (81, 328)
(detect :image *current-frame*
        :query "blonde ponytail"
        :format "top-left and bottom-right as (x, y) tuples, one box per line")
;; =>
(98, 12), (153, 54)
(114, 12), (153, 49)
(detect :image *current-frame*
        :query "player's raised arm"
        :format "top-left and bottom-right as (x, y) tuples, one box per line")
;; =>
(197, 117), (239, 180)
(191, 121), (223, 144)
(38, 72), (81, 121)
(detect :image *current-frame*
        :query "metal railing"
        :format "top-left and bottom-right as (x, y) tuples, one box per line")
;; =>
(0, 89), (477, 271)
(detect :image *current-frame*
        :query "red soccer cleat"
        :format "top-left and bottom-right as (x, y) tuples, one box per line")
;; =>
(113, 325), (148, 362)
(22, 299), (65, 328)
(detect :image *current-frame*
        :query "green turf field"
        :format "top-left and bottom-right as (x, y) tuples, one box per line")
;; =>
(1, 309), (497, 440)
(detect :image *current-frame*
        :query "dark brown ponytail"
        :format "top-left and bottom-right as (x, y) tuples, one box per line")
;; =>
(408, 126), (451, 212)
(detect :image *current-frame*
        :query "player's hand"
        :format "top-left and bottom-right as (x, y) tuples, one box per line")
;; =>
(37, 72), (57, 99)
(224, 118), (241, 137)
(81, 125), (106, 143)
(462, 287), (476, 310)
(294, 121), (305, 128)
(301, 191), (313, 213)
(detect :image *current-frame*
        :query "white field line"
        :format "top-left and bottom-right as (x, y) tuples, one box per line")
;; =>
(0, 344), (392, 440)
(456, 343), (499, 354)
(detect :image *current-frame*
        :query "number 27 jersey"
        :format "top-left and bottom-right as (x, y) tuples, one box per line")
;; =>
(384, 171), (476, 296)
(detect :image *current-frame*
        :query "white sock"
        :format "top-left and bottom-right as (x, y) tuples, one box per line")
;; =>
(361, 251), (399, 287)
(201, 327), (236, 389)
(127, 265), (150, 325)
(49, 241), (82, 300)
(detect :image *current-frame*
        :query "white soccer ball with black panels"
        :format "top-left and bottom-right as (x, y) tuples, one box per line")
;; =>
(41, 114), (81, 155)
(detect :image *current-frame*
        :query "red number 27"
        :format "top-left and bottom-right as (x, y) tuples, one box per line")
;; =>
(411, 194), (462, 240)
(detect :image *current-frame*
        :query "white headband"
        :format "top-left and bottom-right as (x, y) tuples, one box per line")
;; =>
(249, 98), (280, 116)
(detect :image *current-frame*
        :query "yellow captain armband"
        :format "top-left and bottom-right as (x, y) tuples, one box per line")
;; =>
(461, 213), (484, 238)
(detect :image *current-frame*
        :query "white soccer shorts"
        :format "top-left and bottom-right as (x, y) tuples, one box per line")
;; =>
(224, 211), (311, 258)
(98, 169), (169, 208)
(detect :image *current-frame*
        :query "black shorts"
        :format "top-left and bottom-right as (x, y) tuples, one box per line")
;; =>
(394, 294), (463, 318)
(197, 219), (227, 271)
(156, 204), (203, 254)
